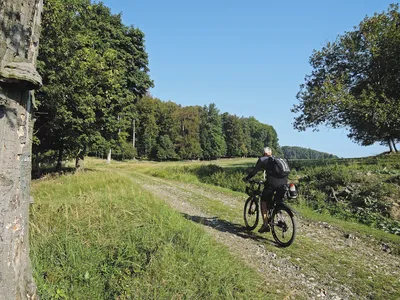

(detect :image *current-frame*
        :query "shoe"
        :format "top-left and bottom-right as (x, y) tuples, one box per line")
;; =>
(258, 224), (270, 233)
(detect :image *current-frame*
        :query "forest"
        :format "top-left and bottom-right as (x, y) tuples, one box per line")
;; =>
(282, 146), (339, 159)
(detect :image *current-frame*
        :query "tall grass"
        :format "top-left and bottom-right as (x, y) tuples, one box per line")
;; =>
(145, 164), (249, 193)
(30, 171), (275, 299)
(141, 156), (400, 235)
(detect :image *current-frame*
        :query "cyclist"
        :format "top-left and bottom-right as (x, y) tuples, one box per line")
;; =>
(244, 147), (289, 233)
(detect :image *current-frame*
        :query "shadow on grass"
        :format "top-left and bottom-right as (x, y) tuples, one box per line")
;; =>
(181, 213), (278, 246)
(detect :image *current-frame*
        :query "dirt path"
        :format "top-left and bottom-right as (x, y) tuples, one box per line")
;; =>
(116, 170), (400, 300)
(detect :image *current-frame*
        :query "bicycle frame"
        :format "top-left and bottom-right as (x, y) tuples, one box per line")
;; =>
(246, 179), (296, 213)
(245, 179), (297, 247)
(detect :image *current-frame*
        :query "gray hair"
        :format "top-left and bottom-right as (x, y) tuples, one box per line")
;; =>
(263, 147), (272, 155)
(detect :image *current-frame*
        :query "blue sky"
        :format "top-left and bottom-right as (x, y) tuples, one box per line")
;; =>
(101, 0), (398, 158)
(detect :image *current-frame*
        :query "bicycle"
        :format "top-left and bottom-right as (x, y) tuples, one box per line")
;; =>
(243, 179), (297, 247)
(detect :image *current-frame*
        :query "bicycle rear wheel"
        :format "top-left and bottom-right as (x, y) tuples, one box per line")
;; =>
(244, 197), (259, 230)
(270, 206), (296, 247)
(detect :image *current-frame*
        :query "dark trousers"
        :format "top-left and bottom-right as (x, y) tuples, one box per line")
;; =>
(261, 185), (286, 207)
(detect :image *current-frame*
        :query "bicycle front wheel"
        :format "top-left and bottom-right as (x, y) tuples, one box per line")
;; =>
(244, 197), (259, 230)
(271, 206), (296, 247)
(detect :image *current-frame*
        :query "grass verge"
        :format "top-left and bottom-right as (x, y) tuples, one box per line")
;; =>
(30, 170), (276, 299)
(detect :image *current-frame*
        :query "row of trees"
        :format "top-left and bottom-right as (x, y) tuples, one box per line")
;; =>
(33, 0), (280, 168)
(282, 146), (338, 160)
(131, 98), (280, 160)
(293, 4), (400, 152)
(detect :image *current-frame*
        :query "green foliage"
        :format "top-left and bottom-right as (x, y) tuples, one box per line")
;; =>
(30, 171), (271, 299)
(288, 154), (400, 171)
(148, 164), (250, 194)
(153, 135), (178, 161)
(242, 117), (281, 157)
(301, 164), (354, 188)
(195, 165), (247, 192)
(135, 96), (160, 158)
(146, 155), (400, 235)
(87, 134), (109, 158)
(112, 135), (137, 160)
(32, 150), (59, 169)
(34, 0), (152, 168)
(156, 100), (181, 150)
(133, 98), (280, 161)
(282, 146), (338, 159)
(206, 170), (247, 192)
(176, 106), (203, 160)
(293, 4), (400, 151)
(297, 160), (400, 235)
(222, 113), (247, 157)
(200, 104), (226, 159)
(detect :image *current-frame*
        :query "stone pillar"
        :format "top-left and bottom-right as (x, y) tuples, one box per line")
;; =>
(0, 0), (43, 299)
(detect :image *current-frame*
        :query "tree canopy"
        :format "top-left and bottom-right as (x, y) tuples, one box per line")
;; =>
(282, 146), (338, 159)
(200, 104), (226, 160)
(292, 4), (400, 152)
(34, 0), (153, 169)
(134, 97), (280, 161)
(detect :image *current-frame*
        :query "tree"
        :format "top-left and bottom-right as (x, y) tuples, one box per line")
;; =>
(34, 0), (95, 170)
(239, 117), (281, 157)
(0, 0), (43, 298)
(155, 100), (181, 158)
(200, 104), (226, 159)
(293, 4), (400, 152)
(222, 113), (247, 157)
(263, 124), (282, 156)
(176, 106), (202, 159)
(34, 0), (153, 169)
(87, 3), (153, 161)
(153, 135), (178, 161)
(135, 96), (159, 158)
(242, 117), (279, 156)
(240, 117), (252, 157)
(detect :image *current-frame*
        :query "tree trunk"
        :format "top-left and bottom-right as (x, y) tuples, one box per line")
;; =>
(75, 148), (85, 171)
(107, 148), (112, 163)
(56, 143), (63, 172)
(388, 139), (394, 153)
(0, 1), (43, 299)
(75, 155), (85, 170)
(391, 139), (398, 153)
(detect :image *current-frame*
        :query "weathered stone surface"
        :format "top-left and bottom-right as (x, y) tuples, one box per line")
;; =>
(0, 0), (43, 299)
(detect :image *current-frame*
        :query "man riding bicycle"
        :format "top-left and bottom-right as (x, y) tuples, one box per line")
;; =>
(244, 147), (289, 233)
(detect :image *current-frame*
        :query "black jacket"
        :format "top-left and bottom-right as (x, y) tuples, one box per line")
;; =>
(245, 156), (288, 188)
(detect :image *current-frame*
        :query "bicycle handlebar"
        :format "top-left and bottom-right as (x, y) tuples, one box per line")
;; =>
(247, 179), (265, 185)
